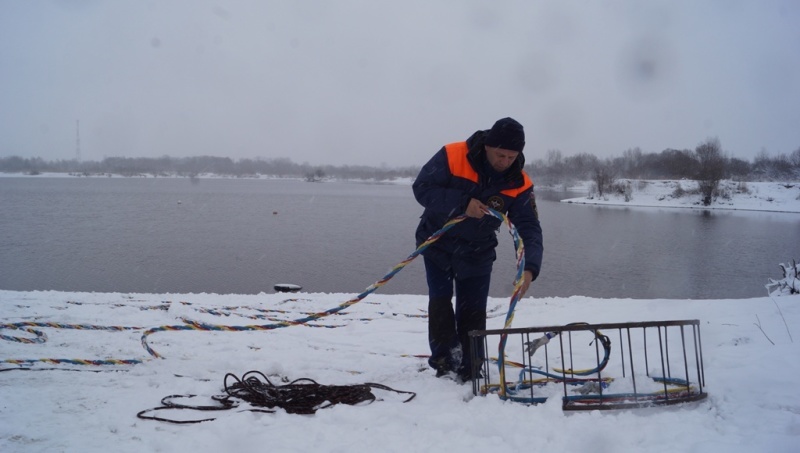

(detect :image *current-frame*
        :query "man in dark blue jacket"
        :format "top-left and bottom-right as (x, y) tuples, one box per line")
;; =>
(413, 117), (543, 382)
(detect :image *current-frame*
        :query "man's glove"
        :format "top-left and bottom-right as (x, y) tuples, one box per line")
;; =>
(524, 331), (557, 356)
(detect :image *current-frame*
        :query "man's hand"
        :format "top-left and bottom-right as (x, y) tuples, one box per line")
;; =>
(519, 270), (534, 297)
(466, 198), (488, 218)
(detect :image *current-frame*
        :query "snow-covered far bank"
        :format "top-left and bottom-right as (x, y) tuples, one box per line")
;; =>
(0, 171), (417, 185)
(0, 171), (308, 180)
(559, 179), (800, 213)
(5, 172), (799, 212)
(1, 289), (799, 452)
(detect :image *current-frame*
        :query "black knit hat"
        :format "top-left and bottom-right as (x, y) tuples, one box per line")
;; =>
(484, 117), (525, 152)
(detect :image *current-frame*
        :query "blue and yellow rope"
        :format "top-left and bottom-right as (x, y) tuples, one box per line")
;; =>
(483, 208), (527, 398)
(139, 213), (476, 358)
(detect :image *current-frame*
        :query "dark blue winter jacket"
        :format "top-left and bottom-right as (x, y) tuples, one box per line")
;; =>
(413, 130), (543, 280)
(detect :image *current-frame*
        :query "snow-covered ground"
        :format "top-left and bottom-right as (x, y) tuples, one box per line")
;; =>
(2, 287), (799, 452)
(560, 179), (800, 213)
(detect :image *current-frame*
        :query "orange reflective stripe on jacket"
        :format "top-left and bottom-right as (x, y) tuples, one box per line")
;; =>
(445, 142), (478, 183)
(444, 141), (533, 198)
(500, 174), (533, 197)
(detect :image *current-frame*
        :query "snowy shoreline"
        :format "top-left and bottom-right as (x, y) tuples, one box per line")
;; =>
(557, 179), (800, 213)
(1, 289), (798, 452)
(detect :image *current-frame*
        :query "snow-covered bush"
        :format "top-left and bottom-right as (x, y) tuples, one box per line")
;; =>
(671, 182), (685, 198)
(716, 184), (732, 200)
(611, 180), (633, 202)
(766, 260), (800, 296)
(736, 180), (750, 194)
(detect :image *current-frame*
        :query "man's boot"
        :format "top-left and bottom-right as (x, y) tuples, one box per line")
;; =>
(427, 297), (459, 376)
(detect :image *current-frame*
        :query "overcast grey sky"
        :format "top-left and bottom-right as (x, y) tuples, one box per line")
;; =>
(1, 0), (798, 167)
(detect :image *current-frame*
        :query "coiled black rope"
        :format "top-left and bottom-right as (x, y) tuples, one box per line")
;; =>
(137, 370), (416, 424)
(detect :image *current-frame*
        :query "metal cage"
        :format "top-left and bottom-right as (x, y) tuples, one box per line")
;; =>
(468, 320), (707, 410)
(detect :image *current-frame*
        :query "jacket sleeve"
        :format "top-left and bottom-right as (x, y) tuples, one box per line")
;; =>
(507, 186), (543, 280)
(412, 148), (471, 217)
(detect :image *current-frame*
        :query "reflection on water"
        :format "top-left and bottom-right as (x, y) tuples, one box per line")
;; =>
(1, 178), (798, 299)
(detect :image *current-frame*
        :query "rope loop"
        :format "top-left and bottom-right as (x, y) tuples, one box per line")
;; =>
(0, 324), (48, 344)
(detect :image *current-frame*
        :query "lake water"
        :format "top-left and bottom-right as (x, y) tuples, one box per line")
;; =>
(1, 177), (798, 299)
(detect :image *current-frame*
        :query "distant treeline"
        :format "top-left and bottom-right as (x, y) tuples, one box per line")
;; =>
(528, 145), (800, 184)
(2, 144), (799, 182)
(0, 155), (419, 181)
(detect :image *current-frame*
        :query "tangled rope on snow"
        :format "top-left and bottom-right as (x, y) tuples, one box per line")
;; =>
(136, 370), (416, 424)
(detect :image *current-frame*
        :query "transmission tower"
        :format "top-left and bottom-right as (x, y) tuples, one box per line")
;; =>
(76, 119), (81, 162)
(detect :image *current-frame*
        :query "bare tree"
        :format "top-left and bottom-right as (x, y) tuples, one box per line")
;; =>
(695, 138), (726, 205)
(305, 168), (325, 182)
(592, 163), (616, 197)
(620, 147), (643, 178)
(790, 147), (800, 168)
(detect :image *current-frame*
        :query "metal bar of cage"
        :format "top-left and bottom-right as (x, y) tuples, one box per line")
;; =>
(468, 320), (708, 411)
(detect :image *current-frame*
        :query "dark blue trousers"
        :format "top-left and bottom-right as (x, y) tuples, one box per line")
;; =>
(424, 256), (490, 378)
